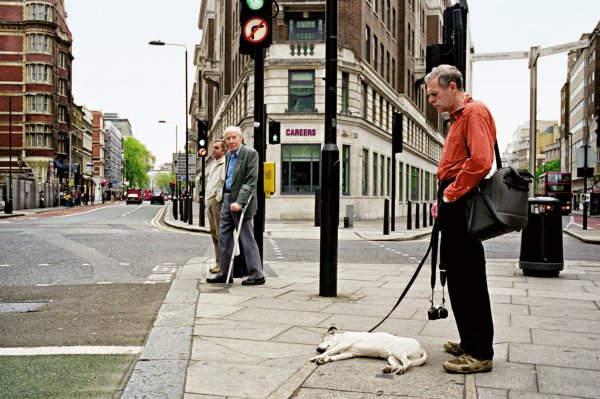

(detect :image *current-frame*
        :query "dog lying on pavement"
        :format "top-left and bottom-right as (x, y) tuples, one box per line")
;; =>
(310, 326), (427, 375)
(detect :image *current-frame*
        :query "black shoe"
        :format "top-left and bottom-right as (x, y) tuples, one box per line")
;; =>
(206, 276), (233, 284)
(241, 277), (265, 286)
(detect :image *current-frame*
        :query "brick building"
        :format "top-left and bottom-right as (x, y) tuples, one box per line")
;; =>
(0, 0), (74, 202)
(191, 0), (457, 220)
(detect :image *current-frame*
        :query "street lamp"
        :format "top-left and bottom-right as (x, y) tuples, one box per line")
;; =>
(158, 120), (178, 153)
(149, 39), (192, 224)
(158, 120), (179, 220)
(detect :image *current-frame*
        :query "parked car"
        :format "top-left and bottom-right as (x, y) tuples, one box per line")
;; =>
(150, 193), (165, 205)
(126, 193), (142, 205)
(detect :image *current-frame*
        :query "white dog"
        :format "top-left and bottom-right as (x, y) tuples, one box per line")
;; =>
(310, 326), (427, 375)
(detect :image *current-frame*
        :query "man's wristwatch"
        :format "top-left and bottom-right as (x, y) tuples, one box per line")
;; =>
(442, 195), (450, 203)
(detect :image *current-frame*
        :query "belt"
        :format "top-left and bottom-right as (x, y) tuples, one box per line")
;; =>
(224, 189), (232, 193)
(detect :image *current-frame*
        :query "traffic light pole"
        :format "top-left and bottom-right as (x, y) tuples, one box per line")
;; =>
(199, 154), (206, 227)
(319, 0), (339, 297)
(254, 47), (266, 262)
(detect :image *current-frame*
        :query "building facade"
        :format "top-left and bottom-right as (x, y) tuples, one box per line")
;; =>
(192, 0), (455, 220)
(509, 120), (559, 170)
(0, 0), (74, 196)
(103, 120), (123, 197)
(104, 112), (134, 138)
(561, 23), (599, 196)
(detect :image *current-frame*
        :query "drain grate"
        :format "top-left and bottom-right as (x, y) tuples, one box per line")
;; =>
(0, 302), (47, 313)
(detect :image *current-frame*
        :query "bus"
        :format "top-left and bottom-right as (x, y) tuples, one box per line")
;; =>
(538, 172), (572, 214)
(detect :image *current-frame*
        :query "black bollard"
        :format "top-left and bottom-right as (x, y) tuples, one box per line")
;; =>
(407, 200), (412, 230)
(429, 203), (433, 225)
(422, 202), (427, 227)
(188, 194), (193, 225)
(415, 202), (420, 229)
(383, 198), (390, 235)
(314, 188), (321, 227)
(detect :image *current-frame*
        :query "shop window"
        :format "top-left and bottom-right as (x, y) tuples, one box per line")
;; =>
(288, 70), (315, 113)
(372, 152), (378, 196)
(362, 148), (369, 195)
(288, 17), (324, 42)
(410, 166), (420, 201)
(281, 144), (320, 193)
(342, 145), (351, 195)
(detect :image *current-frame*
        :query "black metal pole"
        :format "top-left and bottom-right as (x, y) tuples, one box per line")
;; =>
(383, 199), (390, 235)
(188, 182), (193, 224)
(179, 182), (184, 218)
(319, 0), (339, 297)
(583, 145), (588, 230)
(184, 48), (189, 201)
(172, 183), (178, 219)
(415, 202), (420, 229)
(253, 48), (266, 262)
(5, 97), (13, 214)
(407, 200), (412, 230)
(391, 153), (396, 231)
(199, 155), (205, 227)
(422, 201), (427, 227)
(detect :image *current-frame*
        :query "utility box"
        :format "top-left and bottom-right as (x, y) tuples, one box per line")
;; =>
(519, 197), (563, 277)
(345, 204), (355, 228)
(263, 162), (275, 198)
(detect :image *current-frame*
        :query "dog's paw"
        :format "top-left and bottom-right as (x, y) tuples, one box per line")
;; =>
(314, 356), (331, 365)
(395, 367), (407, 375)
(382, 366), (397, 374)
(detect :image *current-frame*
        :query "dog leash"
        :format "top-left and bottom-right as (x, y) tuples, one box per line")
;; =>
(368, 219), (439, 332)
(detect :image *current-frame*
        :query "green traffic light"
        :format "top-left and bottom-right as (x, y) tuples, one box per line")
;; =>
(246, 0), (264, 10)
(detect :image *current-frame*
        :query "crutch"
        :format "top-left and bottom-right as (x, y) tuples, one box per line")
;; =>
(223, 191), (253, 290)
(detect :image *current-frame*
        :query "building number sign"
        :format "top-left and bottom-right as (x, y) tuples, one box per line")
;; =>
(243, 17), (269, 44)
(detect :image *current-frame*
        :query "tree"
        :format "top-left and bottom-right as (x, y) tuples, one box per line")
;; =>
(155, 172), (175, 193)
(123, 137), (155, 189)
(535, 158), (560, 187)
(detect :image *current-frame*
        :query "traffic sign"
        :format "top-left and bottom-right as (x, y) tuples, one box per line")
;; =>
(576, 146), (596, 168)
(172, 153), (197, 175)
(243, 17), (269, 43)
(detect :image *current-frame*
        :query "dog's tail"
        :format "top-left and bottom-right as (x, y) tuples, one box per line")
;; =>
(410, 346), (427, 367)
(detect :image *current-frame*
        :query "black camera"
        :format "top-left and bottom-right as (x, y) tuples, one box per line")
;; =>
(427, 305), (448, 320)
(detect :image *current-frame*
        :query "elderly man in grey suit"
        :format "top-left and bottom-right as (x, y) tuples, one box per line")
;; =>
(206, 126), (266, 286)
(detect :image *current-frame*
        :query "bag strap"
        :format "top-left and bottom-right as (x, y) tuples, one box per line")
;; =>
(463, 132), (502, 170)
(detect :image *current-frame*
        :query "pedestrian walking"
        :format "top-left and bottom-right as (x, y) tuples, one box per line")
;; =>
(206, 126), (265, 286)
(426, 64), (495, 374)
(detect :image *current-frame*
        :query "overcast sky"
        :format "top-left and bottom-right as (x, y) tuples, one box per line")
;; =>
(65, 1), (599, 166)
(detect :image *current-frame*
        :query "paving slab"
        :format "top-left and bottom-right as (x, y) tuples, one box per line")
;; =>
(509, 343), (600, 370)
(537, 365), (600, 398)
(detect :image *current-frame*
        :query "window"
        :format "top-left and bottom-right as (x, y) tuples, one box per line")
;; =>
(362, 83), (368, 117)
(373, 35), (378, 69)
(392, 58), (396, 89)
(342, 145), (350, 195)
(365, 26), (371, 62)
(386, 157), (391, 196)
(380, 154), (385, 196)
(58, 105), (67, 123)
(288, 18), (324, 41)
(386, 51), (391, 82)
(281, 144), (320, 193)
(371, 90), (376, 123)
(379, 96), (384, 127)
(341, 72), (349, 113)
(25, 124), (52, 148)
(362, 148), (369, 195)
(288, 71), (315, 112)
(410, 166), (420, 201)
(398, 162), (404, 201)
(392, 9), (396, 38)
(26, 33), (52, 53)
(425, 171), (431, 201)
(26, 94), (52, 113)
(27, 3), (53, 22)
(58, 52), (67, 69)
(380, 43), (384, 75)
(372, 152), (378, 196)
(26, 64), (52, 83)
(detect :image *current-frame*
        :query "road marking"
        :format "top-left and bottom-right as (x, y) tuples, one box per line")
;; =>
(145, 264), (178, 283)
(0, 264), (9, 267)
(38, 263), (49, 266)
(0, 346), (143, 356)
(119, 262), (130, 266)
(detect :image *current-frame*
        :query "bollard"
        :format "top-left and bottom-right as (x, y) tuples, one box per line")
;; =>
(429, 203), (433, 225)
(344, 216), (349, 228)
(415, 201), (420, 229)
(383, 198), (390, 235)
(407, 200), (412, 230)
(173, 196), (178, 220)
(188, 195), (193, 225)
(422, 202), (427, 227)
(314, 188), (321, 226)
(179, 193), (184, 221)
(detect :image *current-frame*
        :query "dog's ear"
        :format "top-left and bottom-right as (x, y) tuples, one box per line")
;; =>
(327, 325), (339, 334)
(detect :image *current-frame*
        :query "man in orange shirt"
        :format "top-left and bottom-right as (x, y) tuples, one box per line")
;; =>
(426, 64), (495, 374)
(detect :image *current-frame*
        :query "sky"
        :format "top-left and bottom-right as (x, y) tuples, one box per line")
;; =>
(65, 1), (600, 166)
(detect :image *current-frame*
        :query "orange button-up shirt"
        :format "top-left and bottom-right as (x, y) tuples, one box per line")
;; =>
(436, 95), (496, 202)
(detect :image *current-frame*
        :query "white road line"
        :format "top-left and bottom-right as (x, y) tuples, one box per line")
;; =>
(0, 346), (143, 356)
(0, 264), (9, 267)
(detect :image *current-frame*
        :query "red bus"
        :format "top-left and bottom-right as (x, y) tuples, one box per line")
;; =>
(538, 172), (572, 214)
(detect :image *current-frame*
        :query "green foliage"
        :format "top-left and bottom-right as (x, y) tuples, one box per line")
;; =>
(123, 137), (155, 189)
(155, 172), (175, 193)
(535, 158), (561, 186)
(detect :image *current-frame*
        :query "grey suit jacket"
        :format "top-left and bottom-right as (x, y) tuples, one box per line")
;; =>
(224, 144), (258, 218)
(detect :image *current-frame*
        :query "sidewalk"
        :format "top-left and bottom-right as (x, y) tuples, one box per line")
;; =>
(121, 202), (600, 398)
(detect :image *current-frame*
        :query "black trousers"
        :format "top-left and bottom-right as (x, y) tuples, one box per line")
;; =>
(438, 182), (494, 360)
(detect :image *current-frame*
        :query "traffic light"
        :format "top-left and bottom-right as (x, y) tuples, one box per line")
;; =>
(268, 120), (280, 145)
(392, 112), (403, 153)
(197, 120), (208, 155)
(239, 0), (273, 55)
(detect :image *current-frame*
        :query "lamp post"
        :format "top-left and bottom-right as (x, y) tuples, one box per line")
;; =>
(158, 120), (179, 219)
(149, 40), (191, 224)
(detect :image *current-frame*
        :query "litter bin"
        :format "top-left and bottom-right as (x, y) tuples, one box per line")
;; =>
(519, 197), (563, 277)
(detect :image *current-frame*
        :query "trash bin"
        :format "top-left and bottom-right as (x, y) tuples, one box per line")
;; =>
(519, 197), (563, 277)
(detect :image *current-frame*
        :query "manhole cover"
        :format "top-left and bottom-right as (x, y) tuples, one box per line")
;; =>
(0, 302), (47, 313)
